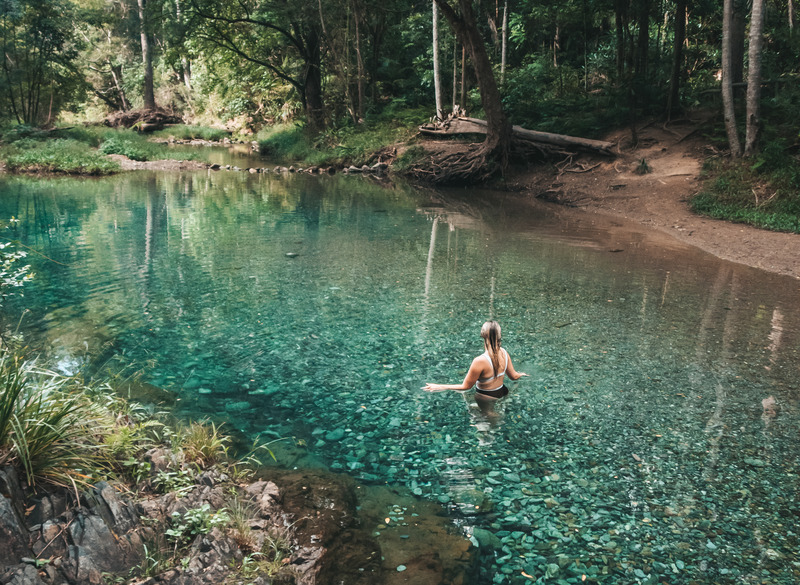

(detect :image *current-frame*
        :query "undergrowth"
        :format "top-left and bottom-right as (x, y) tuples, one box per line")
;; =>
(0, 124), (209, 172)
(152, 125), (230, 142)
(1, 138), (120, 175)
(257, 102), (427, 166)
(692, 139), (800, 234)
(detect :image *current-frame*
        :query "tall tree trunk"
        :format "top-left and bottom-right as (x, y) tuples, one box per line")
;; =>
(635, 0), (650, 78)
(353, 0), (365, 121)
(500, 0), (507, 84)
(138, 0), (156, 110)
(460, 44), (466, 107)
(452, 39), (458, 110)
(175, 0), (191, 90)
(303, 27), (325, 132)
(790, 0), (795, 31)
(433, 1), (444, 119)
(666, 0), (687, 118)
(434, 0), (512, 172)
(110, 63), (130, 110)
(744, 0), (765, 156)
(614, 0), (627, 84)
(730, 8), (746, 83)
(722, 0), (742, 156)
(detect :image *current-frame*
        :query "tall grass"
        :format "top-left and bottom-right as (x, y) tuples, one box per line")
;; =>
(0, 350), (114, 487)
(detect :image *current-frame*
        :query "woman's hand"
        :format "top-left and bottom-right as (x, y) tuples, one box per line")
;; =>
(422, 383), (448, 392)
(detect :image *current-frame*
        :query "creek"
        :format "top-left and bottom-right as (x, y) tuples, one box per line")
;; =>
(1, 167), (798, 585)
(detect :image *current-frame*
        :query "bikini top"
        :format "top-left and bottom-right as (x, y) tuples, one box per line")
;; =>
(476, 348), (508, 389)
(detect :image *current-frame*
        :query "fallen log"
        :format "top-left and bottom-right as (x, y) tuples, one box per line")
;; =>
(419, 116), (615, 156)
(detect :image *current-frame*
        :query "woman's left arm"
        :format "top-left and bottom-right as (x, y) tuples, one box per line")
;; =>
(506, 353), (529, 380)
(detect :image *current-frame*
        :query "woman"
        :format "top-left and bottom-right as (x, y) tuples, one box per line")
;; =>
(422, 321), (528, 399)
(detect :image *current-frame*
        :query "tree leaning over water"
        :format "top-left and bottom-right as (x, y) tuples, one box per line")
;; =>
(430, 0), (512, 181)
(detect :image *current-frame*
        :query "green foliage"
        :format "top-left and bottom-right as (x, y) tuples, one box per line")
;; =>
(257, 104), (425, 166)
(393, 145), (427, 171)
(0, 0), (85, 125)
(0, 350), (115, 487)
(1, 139), (120, 174)
(152, 469), (196, 495)
(166, 503), (230, 547)
(0, 238), (32, 311)
(692, 152), (800, 234)
(177, 420), (231, 467)
(99, 136), (150, 161)
(152, 125), (230, 142)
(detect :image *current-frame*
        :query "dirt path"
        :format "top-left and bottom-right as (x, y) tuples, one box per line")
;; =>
(505, 118), (800, 280)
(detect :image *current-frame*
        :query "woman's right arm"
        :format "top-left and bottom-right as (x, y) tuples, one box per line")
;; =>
(423, 357), (483, 392)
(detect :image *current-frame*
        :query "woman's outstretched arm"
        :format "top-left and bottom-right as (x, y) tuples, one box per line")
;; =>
(422, 357), (483, 392)
(505, 353), (529, 380)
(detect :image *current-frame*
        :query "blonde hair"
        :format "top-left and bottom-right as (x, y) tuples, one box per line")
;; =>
(480, 320), (502, 374)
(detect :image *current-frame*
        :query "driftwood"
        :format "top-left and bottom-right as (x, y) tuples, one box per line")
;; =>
(419, 116), (615, 156)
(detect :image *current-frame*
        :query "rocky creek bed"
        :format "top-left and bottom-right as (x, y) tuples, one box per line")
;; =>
(0, 457), (474, 585)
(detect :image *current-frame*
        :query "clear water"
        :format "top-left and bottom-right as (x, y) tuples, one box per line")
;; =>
(1, 171), (799, 584)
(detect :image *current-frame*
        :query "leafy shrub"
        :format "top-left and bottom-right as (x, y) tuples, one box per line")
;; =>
(166, 504), (230, 547)
(99, 136), (151, 161)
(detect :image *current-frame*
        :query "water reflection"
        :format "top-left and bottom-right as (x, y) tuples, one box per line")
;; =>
(1, 173), (799, 584)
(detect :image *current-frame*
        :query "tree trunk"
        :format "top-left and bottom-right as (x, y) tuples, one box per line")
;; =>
(460, 44), (466, 107)
(110, 63), (130, 111)
(175, 0), (192, 90)
(614, 0), (627, 84)
(433, 1), (444, 119)
(722, 0), (742, 156)
(434, 0), (512, 172)
(500, 0), (508, 84)
(730, 8), (746, 84)
(744, 0), (765, 156)
(304, 27), (325, 132)
(452, 39), (458, 110)
(666, 0), (687, 118)
(138, 0), (156, 110)
(353, 0), (365, 121)
(419, 116), (616, 155)
(635, 0), (650, 79)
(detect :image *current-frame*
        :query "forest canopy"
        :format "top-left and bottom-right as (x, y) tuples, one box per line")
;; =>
(0, 0), (797, 154)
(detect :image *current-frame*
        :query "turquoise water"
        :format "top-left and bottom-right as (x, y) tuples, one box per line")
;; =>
(1, 171), (799, 584)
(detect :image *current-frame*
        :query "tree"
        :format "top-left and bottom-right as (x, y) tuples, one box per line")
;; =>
(188, 0), (326, 131)
(666, 0), (687, 118)
(721, 0), (742, 156)
(432, 1), (443, 119)
(744, 0), (765, 156)
(433, 0), (511, 177)
(0, 0), (84, 125)
(137, 0), (156, 110)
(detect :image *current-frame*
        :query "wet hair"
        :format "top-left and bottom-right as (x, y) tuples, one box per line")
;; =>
(480, 321), (502, 374)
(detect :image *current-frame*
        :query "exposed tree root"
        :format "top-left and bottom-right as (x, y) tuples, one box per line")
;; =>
(104, 108), (183, 132)
(410, 142), (499, 185)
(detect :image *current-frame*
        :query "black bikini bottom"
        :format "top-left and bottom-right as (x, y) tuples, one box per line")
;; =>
(475, 385), (508, 399)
